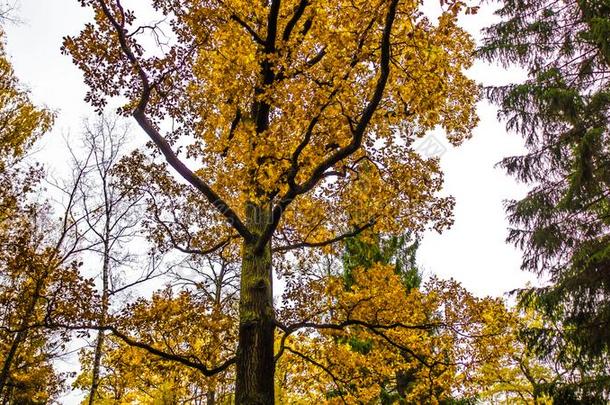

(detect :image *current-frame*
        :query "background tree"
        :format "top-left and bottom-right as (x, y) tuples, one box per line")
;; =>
(341, 233), (424, 402)
(64, 0), (479, 401)
(342, 232), (421, 291)
(275, 249), (513, 404)
(74, 285), (237, 404)
(60, 115), (162, 405)
(73, 204), (241, 404)
(0, 21), (107, 402)
(0, 25), (62, 402)
(480, 0), (610, 399)
(0, 151), (100, 403)
(0, 27), (52, 227)
(0, 2), (18, 23)
(477, 308), (558, 404)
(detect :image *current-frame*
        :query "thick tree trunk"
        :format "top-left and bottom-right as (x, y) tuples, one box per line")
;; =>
(235, 203), (275, 404)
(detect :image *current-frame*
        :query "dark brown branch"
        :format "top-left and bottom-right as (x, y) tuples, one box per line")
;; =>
(282, 0), (309, 42)
(222, 107), (242, 157)
(95, 0), (253, 243)
(250, 0), (281, 157)
(256, 0), (399, 253)
(293, 0), (397, 194)
(45, 321), (235, 377)
(109, 328), (235, 376)
(132, 112), (253, 242)
(284, 347), (349, 405)
(306, 47), (326, 67)
(278, 318), (439, 369)
(266, 0), (282, 51)
(279, 319), (439, 335)
(148, 195), (236, 256)
(272, 220), (376, 252)
(300, 17), (314, 38)
(364, 325), (436, 369)
(230, 14), (266, 46)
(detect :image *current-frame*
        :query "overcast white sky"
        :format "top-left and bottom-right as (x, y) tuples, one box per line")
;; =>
(4, 0), (537, 303)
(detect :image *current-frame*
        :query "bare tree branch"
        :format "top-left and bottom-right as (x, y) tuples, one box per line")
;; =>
(45, 322), (235, 377)
(272, 220), (376, 252)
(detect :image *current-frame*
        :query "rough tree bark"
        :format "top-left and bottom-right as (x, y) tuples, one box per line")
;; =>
(235, 203), (275, 404)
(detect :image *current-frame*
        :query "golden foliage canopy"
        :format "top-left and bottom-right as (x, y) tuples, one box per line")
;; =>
(64, 0), (479, 249)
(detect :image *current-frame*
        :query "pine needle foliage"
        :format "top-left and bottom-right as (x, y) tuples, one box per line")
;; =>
(480, 0), (610, 399)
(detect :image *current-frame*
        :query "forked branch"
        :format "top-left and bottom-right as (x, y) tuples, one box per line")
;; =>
(257, 0), (400, 253)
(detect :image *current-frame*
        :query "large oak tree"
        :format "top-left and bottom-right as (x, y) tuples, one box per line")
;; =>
(65, 0), (479, 402)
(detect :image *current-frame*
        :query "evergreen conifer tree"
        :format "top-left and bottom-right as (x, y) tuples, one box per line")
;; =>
(481, 0), (610, 399)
